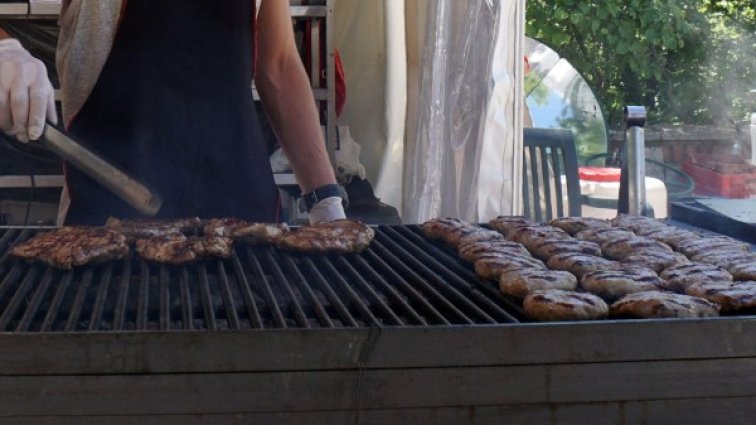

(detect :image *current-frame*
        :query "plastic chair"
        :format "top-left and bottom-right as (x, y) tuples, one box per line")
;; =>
(523, 128), (581, 221)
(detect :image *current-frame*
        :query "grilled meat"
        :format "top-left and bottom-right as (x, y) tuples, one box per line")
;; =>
(105, 216), (201, 242)
(276, 219), (374, 254)
(11, 226), (129, 270)
(136, 234), (233, 265)
(204, 218), (289, 244)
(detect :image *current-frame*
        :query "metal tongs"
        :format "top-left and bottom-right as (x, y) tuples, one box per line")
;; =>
(8, 123), (163, 216)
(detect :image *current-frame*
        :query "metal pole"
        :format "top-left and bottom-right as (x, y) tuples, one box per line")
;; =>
(618, 106), (647, 216)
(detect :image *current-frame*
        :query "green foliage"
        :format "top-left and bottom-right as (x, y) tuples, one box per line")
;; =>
(526, 0), (755, 127)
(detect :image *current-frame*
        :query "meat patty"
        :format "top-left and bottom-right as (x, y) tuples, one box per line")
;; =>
(105, 216), (201, 242)
(204, 218), (289, 244)
(136, 234), (233, 265)
(11, 226), (129, 270)
(548, 217), (611, 235)
(609, 291), (720, 319)
(523, 290), (609, 321)
(685, 281), (756, 313)
(276, 219), (374, 254)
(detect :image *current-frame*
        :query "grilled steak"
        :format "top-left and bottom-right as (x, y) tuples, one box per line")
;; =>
(11, 226), (129, 270)
(106, 216), (201, 242)
(204, 218), (289, 244)
(136, 234), (233, 265)
(276, 219), (374, 254)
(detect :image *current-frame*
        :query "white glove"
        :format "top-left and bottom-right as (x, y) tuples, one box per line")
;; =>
(0, 38), (57, 142)
(308, 196), (346, 225)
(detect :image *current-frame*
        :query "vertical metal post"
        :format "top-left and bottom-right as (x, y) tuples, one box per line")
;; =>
(617, 106), (648, 216)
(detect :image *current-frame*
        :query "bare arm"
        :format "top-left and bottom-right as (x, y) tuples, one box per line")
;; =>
(255, 0), (336, 193)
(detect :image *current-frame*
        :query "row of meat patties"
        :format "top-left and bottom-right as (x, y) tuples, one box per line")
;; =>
(11, 217), (374, 269)
(422, 215), (755, 321)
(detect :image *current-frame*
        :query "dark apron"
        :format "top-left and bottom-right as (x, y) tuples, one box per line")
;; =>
(65, 0), (279, 224)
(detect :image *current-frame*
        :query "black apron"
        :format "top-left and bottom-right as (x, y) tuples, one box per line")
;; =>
(65, 0), (279, 224)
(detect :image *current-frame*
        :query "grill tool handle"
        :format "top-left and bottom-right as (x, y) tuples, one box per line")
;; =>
(39, 124), (163, 216)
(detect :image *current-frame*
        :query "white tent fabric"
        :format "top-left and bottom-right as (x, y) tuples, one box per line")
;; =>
(334, 0), (524, 223)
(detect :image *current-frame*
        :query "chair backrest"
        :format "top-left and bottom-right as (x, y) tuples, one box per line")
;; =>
(522, 128), (581, 221)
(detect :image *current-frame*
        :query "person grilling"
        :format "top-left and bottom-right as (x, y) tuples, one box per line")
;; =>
(0, 0), (345, 225)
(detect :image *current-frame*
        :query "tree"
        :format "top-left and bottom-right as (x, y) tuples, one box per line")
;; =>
(526, 0), (755, 127)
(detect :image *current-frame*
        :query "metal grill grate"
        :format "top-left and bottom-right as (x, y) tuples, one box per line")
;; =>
(0, 226), (525, 332)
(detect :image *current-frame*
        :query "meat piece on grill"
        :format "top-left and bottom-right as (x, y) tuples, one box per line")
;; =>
(574, 227), (636, 244)
(547, 253), (619, 279)
(499, 268), (578, 299)
(609, 291), (720, 319)
(474, 254), (545, 281)
(675, 236), (750, 257)
(507, 225), (571, 250)
(548, 217), (611, 235)
(523, 290), (609, 321)
(488, 216), (539, 237)
(204, 218), (289, 244)
(421, 218), (484, 247)
(610, 215), (667, 232)
(11, 226), (129, 270)
(136, 234), (233, 265)
(685, 281), (756, 313)
(600, 236), (673, 260)
(276, 219), (374, 254)
(105, 216), (201, 242)
(529, 238), (602, 260)
(581, 266), (665, 302)
(635, 227), (700, 247)
(620, 251), (691, 273)
(659, 263), (733, 293)
(457, 239), (530, 263)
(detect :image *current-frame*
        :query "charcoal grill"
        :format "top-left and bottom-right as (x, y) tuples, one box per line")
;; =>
(0, 225), (754, 424)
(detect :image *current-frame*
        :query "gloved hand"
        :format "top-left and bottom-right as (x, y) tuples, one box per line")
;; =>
(0, 38), (57, 142)
(308, 196), (346, 225)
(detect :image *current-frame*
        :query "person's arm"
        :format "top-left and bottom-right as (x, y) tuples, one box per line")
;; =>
(255, 0), (344, 223)
(254, 1), (336, 193)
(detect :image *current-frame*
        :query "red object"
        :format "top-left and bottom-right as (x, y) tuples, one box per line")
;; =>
(682, 161), (756, 199)
(579, 167), (622, 182)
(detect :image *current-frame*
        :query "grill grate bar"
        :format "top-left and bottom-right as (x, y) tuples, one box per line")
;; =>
(363, 248), (450, 325)
(0, 264), (24, 310)
(65, 269), (95, 332)
(217, 262), (241, 330)
(230, 252), (263, 329)
(178, 267), (194, 330)
(197, 263), (217, 330)
(159, 266), (171, 331)
(0, 229), (29, 272)
(263, 248), (310, 328)
(40, 272), (73, 332)
(280, 253), (334, 328)
(350, 254), (427, 326)
(368, 239), (473, 324)
(136, 260), (150, 330)
(392, 226), (519, 322)
(0, 265), (40, 330)
(334, 256), (403, 326)
(301, 257), (357, 327)
(246, 248), (286, 328)
(15, 268), (55, 332)
(317, 257), (380, 327)
(112, 260), (131, 331)
(88, 263), (114, 331)
(402, 226), (526, 321)
(375, 228), (498, 324)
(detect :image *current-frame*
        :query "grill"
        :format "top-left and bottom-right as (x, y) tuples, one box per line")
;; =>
(1, 224), (754, 424)
(0, 225), (525, 333)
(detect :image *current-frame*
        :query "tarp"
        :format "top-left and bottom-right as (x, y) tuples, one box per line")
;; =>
(335, 0), (525, 223)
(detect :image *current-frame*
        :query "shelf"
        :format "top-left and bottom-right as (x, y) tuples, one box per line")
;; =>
(0, 175), (64, 188)
(0, 3), (322, 18)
